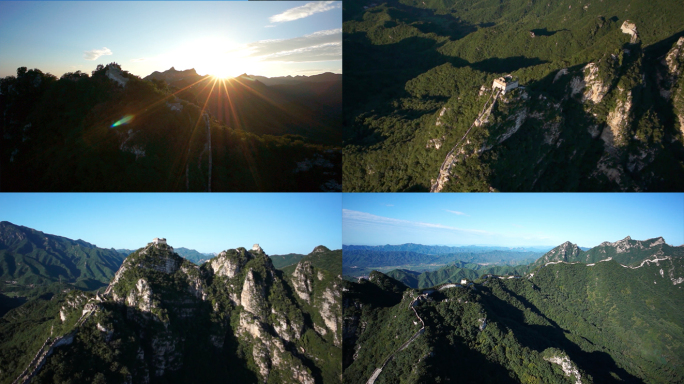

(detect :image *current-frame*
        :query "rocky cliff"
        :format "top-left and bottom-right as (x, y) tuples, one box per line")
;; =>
(16, 241), (342, 384)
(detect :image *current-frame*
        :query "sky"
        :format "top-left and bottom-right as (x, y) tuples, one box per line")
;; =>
(0, 193), (342, 255)
(343, 193), (684, 248)
(0, 1), (341, 79)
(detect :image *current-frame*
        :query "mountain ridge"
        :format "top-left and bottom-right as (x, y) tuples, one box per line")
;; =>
(2, 239), (342, 384)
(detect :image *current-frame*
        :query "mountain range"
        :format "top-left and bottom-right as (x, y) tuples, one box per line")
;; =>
(0, 221), (125, 293)
(0, 64), (341, 191)
(143, 68), (342, 145)
(375, 236), (683, 288)
(343, 0), (684, 191)
(0, 231), (342, 384)
(343, 246), (544, 279)
(343, 236), (684, 383)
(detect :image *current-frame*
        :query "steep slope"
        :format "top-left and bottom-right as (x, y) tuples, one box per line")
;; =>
(270, 253), (307, 270)
(0, 222), (125, 293)
(282, 247), (342, 276)
(343, 0), (684, 191)
(0, 64), (341, 192)
(343, 255), (684, 383)
(1, 240), (341, 384)
(531, 241), (584, 267)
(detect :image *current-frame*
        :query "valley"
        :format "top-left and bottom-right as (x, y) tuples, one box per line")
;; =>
(0, 222), (342, 384)
(343, 237), (684, 383)
(343, 0), (684, 191)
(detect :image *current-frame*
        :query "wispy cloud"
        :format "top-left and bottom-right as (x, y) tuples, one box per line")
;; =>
(384, 204), (394, 207)
(84, 47), (112, 61)
(446, 210), (468, 216)
(240, 29), (341, 63)
(343, 209), (489, 234)
(269, 1), (340, 24)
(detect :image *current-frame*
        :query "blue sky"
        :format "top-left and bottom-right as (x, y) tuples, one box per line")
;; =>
(0, 1), (341, 79)
(0, 193), (342, 255)
(343, 193), (684, 248)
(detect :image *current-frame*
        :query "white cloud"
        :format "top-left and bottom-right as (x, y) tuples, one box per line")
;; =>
(269, 1), (340, 24)
(446, 210), (468, 216)
(84, 47), (112, 61)
(240, 29), (341, 63)
(342, 209), (489, 234)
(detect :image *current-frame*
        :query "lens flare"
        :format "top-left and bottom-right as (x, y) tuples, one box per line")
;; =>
(111, 115), (134, 128)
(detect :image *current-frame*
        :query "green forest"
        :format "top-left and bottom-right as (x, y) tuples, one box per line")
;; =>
(343, 0), (684, 191)
(343, 256), (684, 383)
(1, 242), (343, 384)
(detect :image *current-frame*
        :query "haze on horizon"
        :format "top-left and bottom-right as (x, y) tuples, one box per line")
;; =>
(0, 1), (342, 79)
(342, 193), (684, 249)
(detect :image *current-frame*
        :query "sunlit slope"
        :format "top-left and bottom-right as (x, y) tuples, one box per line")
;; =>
(343, 0), (684, 191)
(0, 221), (125, 292)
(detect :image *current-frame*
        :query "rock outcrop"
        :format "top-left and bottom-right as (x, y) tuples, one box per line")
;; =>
(292, 261), (315, 303)
(105, 65), (128, 88)
(620, 21), (639, 44)
(580, 63), (610, 104)
(210, 249), (253, 278)
(240, 269), (266, 315)
(15, 241), (340, 384)
(312, 245), (331, 253)
(604, 88), (633, 147)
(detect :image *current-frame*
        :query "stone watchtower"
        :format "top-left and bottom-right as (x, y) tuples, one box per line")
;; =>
(153, 237), (167, 245)
(492, 76), (519, 94)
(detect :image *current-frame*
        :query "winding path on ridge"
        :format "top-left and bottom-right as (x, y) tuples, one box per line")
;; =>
(12, 300), (99, 384)
(366, 294), (427, 384)
(430, 88), (500, 192)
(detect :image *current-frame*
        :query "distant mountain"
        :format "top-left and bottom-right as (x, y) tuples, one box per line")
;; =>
(270, 253), (306, 269)
(144, 67), (201, 83)
(343, 249), (543, 268)
(281, 246), (341, 276)
(245, 72), (341, 86)
(386, 262), (531, 289)
(343, 244), (553, 254)
(531, 236), (684, 268)
(0, 221), (126, 292)
(2, 241), (341, 384)
(143, 68), (342, 145)
(173, 247), (212, 264)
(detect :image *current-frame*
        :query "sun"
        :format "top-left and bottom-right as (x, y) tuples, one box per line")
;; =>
(172, 37), (257, 79)
(211, 71), (233, 80)
(205, 59), (251, 80)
